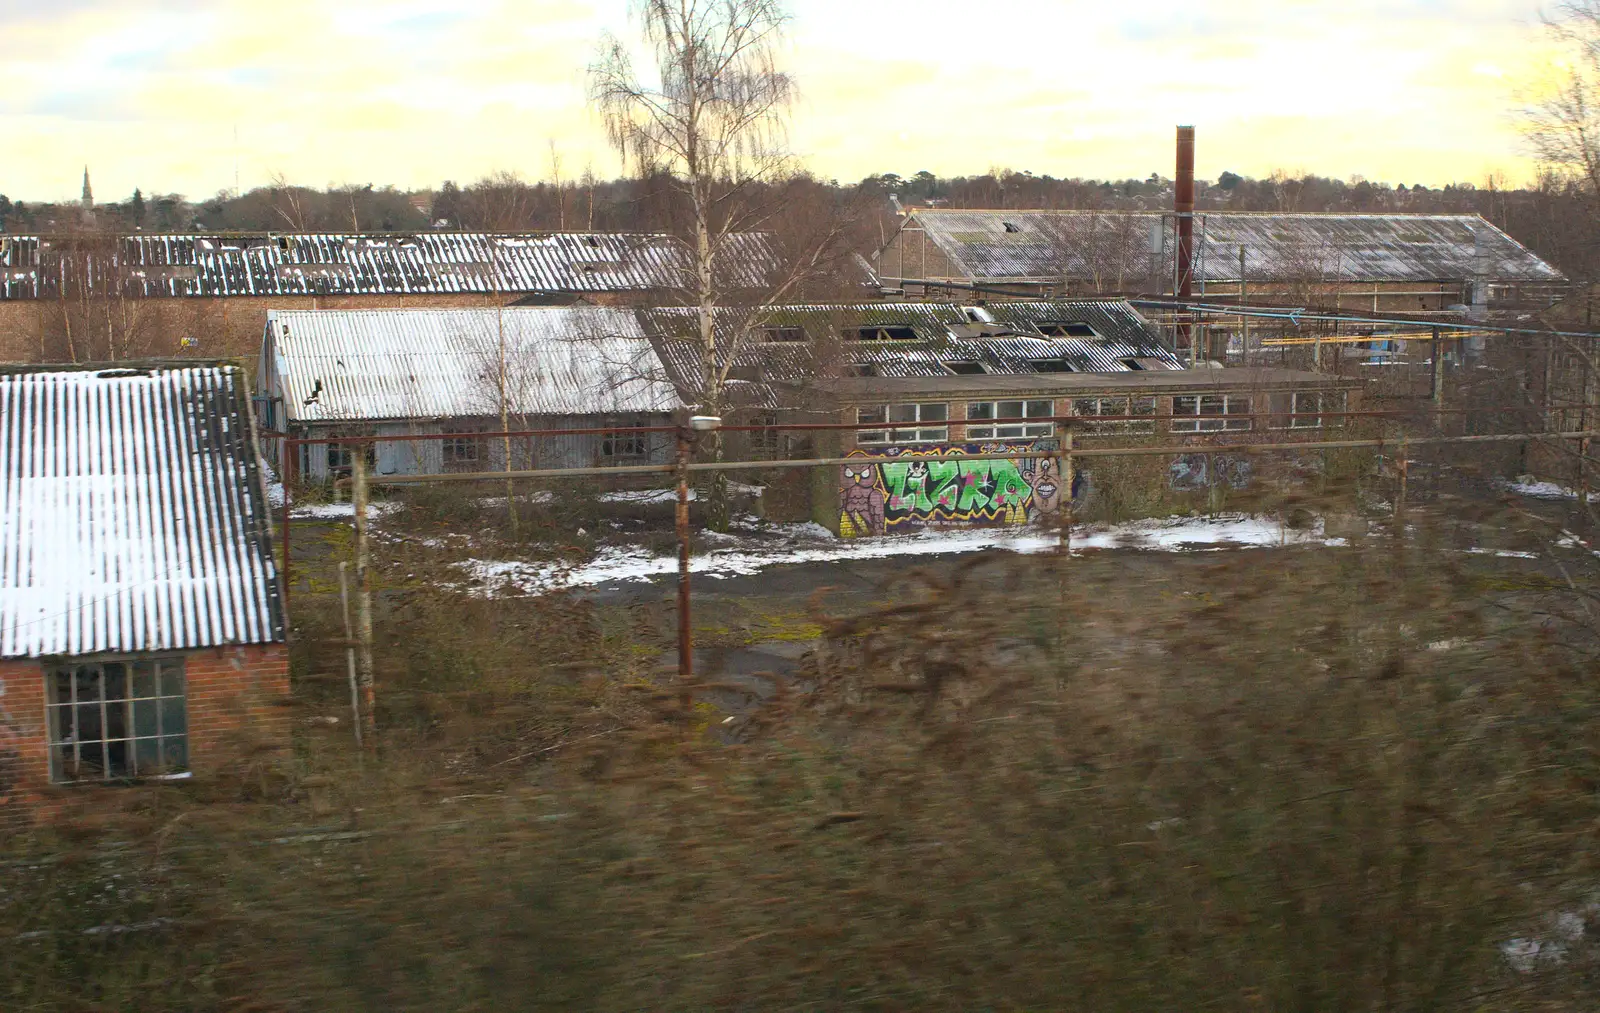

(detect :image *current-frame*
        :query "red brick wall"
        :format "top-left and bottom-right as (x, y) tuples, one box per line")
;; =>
(0, 642), (289, 831)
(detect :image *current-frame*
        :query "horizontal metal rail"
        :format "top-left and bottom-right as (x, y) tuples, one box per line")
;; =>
(363, 430), (1600, 486)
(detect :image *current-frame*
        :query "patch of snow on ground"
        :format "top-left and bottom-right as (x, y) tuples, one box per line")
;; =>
(290, 501), (403, 520)
(1501, 475), (1598, 501)
(456, 513), (1335, 595)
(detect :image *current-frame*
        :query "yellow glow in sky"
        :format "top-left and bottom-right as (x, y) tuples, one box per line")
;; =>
(0, 0), (1569, 202)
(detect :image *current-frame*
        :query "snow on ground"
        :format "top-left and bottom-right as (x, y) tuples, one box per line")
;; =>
(457, 514), (1332, 596)
(1500, 476), (1598, 501)
(290, 500), (403, 520)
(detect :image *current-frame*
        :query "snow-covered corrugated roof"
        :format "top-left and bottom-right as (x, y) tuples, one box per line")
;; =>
(0, 231), (776, 300)
(899, 211), (1566, 285)
(268, 307), (682, 423)
(0, 365), (283, 659)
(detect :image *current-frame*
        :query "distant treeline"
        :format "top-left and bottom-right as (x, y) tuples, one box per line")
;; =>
(3, 167), (1597, 281)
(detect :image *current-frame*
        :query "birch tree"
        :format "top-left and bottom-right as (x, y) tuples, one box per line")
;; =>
(591, 0), (807, 529)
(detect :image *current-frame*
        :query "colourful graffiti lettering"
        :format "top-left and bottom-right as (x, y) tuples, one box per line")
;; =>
(840, 442), (1061, 538)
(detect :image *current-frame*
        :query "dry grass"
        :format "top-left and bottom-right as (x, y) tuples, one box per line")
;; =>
(5, 491), (1600, 1010)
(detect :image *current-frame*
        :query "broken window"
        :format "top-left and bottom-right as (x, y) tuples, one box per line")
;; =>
(857, 403), (948, 445)
(760, 326), (807, 343)
(1002, 221), (1022, 233)
(1035, 322), (1098, 338)
(47, 658), (188, 782)
(601, 426), (650, 459)
(748, 412), (779, 457)
(1173, 394), (1251, 433)
(1269, 390), (1343, 429)
(847, 362), (880, 377)
(966, 400), (1054, 440)
(847, 325), (919, 342)
(1073, 397), (1157, 435)
(943, 361), (986, 375)
(1028, 358), (1076, 373)
(1121, 358), (1145, 371)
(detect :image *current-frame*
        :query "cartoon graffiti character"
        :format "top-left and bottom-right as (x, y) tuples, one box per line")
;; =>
(840, 461), (886, 538)
(1022, 457), (1063, 516)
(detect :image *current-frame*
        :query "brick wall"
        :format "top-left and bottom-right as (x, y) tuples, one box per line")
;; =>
(0, 642), (289, 832)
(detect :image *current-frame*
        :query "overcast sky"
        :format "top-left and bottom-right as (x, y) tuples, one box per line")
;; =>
(0, 0), (1564, 202)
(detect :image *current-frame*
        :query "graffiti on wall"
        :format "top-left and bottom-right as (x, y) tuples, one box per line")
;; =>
(1169, 454), (1253, 492)
(840, 441), (1063, 538)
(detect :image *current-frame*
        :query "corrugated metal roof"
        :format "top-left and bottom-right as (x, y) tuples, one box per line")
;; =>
(899, 211), (1566, 285)
(641, 300), (1183, 405)
(0, 365), (283, 659)
(269, 307), (681, 423)
(0, 231), (775, 300)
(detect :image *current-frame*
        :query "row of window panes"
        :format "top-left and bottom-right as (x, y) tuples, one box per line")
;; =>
(1074, 398), (1158, 434)
(440, 433), (653, 462)
(966, 400), (1055, 440)
(47, 659), (188, 783)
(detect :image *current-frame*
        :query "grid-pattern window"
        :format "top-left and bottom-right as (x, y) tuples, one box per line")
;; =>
(47, 658), (187, 783)
(1172, 394), (1252, 432)
(966, 400), (1054, 440)
(749, 412), (779, 456)
(327, 441), (375, 476)
(1268, 391), (1338, 429)
(601, 430), (649, 458)
(442, 435), (483, 465)
(1073, 397), (1156, 434)
(857, 403), (949, 445)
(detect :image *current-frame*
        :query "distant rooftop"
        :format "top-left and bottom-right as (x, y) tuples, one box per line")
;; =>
(890, 210), (1565, 286)
(0, 231), (775, 300)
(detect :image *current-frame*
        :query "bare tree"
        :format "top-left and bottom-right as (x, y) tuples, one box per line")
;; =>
(591, 0), (802, 529)
(1526, 4), (1600, 207)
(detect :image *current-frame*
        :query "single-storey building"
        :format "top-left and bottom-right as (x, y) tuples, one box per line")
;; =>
(877, 209), (1567, 314)
(257, 306), (682, 481)
(0, 363), (287, 823)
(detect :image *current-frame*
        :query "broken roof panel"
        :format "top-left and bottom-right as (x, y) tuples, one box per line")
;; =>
(0, 231), (776, 299)
(899, 211), (1566, 285)
(640, 300), (1183, 404)
(0, 365), (283, 658)
(267, 307), (681, 423)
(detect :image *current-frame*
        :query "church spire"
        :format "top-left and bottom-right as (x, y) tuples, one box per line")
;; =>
(81, 166), (92, 208)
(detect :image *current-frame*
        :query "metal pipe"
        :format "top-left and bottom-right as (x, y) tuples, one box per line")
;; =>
(675, 427), (694, 699)
(362, 431), (1600, 486)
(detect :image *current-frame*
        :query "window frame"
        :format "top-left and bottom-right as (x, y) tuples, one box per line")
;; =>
(46, 656), (189, 784)
(1268, 390), (1336, 430)
(856, 403), (950, 445)
(759, 326), (807, 344)
(1073, 396), (1157, 434)
(441, 433), (485, 466)
(965, 399), (1054, 441)
(1172, 394), (1252, 433)
(846, 325), (919, 343)
(601, 427), (651, 460)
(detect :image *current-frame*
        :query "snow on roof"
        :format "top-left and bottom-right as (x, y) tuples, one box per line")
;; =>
(0, 365), (283, 658)
(901, 211), (1566, 285)
(0, 231), (776, 300)
(268, 307), (682, 423)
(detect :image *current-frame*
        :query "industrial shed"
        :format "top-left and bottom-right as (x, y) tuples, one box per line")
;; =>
(879, 210), (1567, 312)
(259, 307), (683, 481)
(0, 364), (287, 820)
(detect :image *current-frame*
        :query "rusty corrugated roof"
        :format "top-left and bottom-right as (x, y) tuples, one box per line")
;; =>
(895, 210), (1565, 285)
(0, 231), (775, 300)
(0, 365), (283, 658)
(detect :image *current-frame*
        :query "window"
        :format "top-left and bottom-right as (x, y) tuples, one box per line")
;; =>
(943, 360), (986, 375)
(848, 362), (880, 377)
(857, 403), (948, 445)
(1029, 358), (1076, 373)
(1074, 397), (1156, 434)
(327, 440), (375, 477)
(966, 400), (1054, 440)
(749, 411), (779, 456)
(1121, 358), (1146, 371)
(1035, 322), (1098, 338)
(1269, 390), (1345, 429)
(1172, 394), (1252, 432)
(442, 435), (483, 466)
(602, 429), (649, 459)
(1002, 221), (1023, 233)
(760, 326), (807, 343)
(847, 325), (918, 342)
(47, 658), (187, 782)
